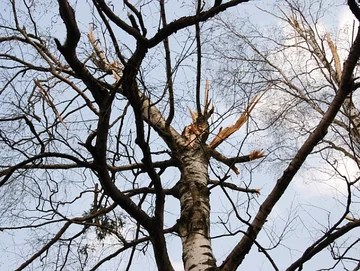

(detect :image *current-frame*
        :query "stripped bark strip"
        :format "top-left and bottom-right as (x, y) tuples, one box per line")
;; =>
(326, 32), (342, 83)
(209, 85), (271, 149)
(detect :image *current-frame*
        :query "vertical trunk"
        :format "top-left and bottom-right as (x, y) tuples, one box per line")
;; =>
(177, 147), (217, 271)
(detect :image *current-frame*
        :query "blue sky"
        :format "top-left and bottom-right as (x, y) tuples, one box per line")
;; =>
(0, 1), (359, 270)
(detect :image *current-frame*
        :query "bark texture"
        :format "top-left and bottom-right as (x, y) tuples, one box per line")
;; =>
(177, 146), (216, 271)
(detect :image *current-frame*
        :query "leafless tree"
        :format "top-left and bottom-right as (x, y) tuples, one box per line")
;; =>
(0, 0), (360, 270)
(210, 0), (360, 270)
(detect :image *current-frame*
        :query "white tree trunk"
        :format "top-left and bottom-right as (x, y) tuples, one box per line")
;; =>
(177, 147), (217, 271)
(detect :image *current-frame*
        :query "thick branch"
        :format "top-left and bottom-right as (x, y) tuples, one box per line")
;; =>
(93, 0), (147, 42)
(348, 0), (360, 21)
(209, 148), (264, 175)
(124, 0), (147, 36)
(120, 37), (175, 271)
(54, 4), (151, 231)
(220, 25), (360, 271)
(287, 220), (360, 271)
(55, 0), (109, 104)
(147, 0), (250, 48)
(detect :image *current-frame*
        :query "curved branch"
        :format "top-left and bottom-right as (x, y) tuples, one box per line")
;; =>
(89, 236), (150, 271)
(13, 203), (116, 270)
(93, 0), (147, 42)
(147, 0), (250, 48)
(160, 0), (175, 127)
(55, 0), (109, 103)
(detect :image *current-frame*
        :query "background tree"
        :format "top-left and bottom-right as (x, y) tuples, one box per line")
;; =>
(0, 0), (360, 271)
(210, 0), (360, 269)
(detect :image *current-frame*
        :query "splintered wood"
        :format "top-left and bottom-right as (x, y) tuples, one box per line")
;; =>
(249, 150), (265, 160)
(88, 26), (123, 81)
(183, 81), (269, 174)
(207, 84), (270, 174)
(182, 80), (214, 146)
(209, 92), (264, 149)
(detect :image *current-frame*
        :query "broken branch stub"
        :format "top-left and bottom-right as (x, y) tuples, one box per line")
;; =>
(182, 80), (214, 146)
(248, 150), (265, 160)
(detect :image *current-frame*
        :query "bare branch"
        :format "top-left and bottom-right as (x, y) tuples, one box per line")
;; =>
(220, 25), (360, 271)
(287, 220), (360, 271)
(208, 179), (260, 195)
(160, 0), (175, 127)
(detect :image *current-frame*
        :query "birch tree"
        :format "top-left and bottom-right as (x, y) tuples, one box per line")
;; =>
(1, 0), (360, 271)
(211, 0), (360, 270)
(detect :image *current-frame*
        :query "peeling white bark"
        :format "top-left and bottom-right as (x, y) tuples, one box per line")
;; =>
(181, 233), (215, 271)
(139, 92), (185, 147)
(344, 98), (360, 129)
(177, 148), (217, 271)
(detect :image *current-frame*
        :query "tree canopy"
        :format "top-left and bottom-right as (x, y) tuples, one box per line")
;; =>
(1, 0), (360, 270)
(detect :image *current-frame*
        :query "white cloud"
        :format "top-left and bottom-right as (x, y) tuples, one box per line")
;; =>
(335, 6), (359, 61)
(338, 6), (359, 31)
(292, 155), (359, 199)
